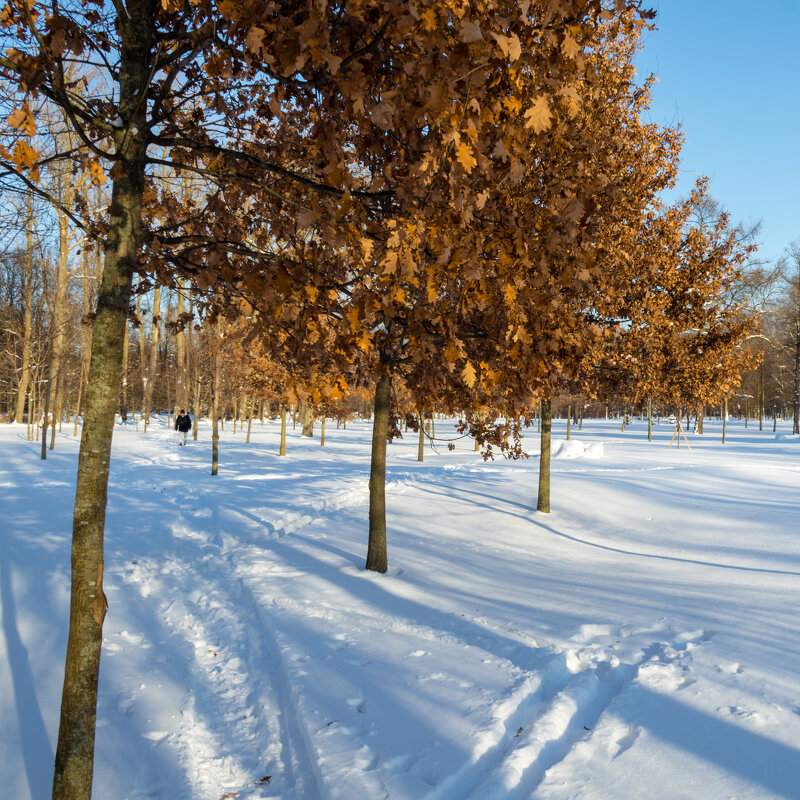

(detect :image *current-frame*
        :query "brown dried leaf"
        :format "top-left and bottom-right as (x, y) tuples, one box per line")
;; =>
(459, 20), (483, 43)
(7, 106), (35, 136)
(462, 361), (477, 387)
(456, 141), (477, 172)
(524, 96), (552, 133)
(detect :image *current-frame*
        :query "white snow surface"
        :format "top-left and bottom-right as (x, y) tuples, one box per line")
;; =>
(1, 415), (799, 800)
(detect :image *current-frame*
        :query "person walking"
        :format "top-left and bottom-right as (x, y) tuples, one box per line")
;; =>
(175, 409), (192, 445)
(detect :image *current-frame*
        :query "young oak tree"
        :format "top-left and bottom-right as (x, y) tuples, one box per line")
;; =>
(597, 185), (760, 445)
(196, 2), (667, 573)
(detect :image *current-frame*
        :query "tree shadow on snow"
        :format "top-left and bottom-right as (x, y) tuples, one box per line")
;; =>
(0, 539), (55, 800)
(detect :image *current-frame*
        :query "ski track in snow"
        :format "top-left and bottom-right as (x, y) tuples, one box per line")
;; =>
(454, 632), (711, 800)
(116, 459), (451, 798)
(114, 434), (716, 800)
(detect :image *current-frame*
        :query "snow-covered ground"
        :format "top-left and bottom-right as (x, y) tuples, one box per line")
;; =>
(1, 413), (799, 800)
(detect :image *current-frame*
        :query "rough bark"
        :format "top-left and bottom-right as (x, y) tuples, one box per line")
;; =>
(537, 398), (552, 513)
(365, 372), (391, 573)
(279, 405), (287, 456)
(301, 403), (314, 437)
(51, 7), (149, 796)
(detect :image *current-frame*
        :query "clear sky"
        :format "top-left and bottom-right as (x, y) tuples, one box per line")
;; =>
(634, 0), (799, 263)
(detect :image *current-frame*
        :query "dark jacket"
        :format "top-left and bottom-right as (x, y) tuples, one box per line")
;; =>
(175, 413), (192, 432)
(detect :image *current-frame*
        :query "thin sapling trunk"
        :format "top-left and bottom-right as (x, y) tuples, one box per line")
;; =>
(366, 372), (391, 573)
(537, 398), (552, 513)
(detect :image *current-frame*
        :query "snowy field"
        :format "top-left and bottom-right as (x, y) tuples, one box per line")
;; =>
(1, 413), (799, 800)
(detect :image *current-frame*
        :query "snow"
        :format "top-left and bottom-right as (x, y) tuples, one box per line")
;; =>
(1, 415), (799, 800)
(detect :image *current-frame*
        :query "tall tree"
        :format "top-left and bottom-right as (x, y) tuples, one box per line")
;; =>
(13, 189), (35, 422)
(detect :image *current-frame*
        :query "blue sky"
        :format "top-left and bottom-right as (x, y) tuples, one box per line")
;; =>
(635, 1), (799, 263)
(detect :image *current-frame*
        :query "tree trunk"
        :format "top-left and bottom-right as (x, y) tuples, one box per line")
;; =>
(136, 292), (146, 428)
(143, 286), (160, 428)
(29, 383), (35, 440)
(41, 354), (52, 461)
(566, 402), (571, 440)
(537, 398), (552, 513)
(647, 397), (652, 441)
(418, 410), (425, 462)
(14, 191), (34, 424)
(211, 324), (221, 476)
(301, 403), (314, 437)
(320, 415), (326, 446)
(722, 399), (727, 444)
(52, 87), (146, 798)
(759, 365), (764, 431)
(118, 310), (129, 421)
(50, 369), (62, 450)
(47, 202), (71, 449)
(366, 372), (391, 573)
(175, 280), (188, 411)
(792, 325), (799, 435)
(279, 405), (287, 456)
(73, 374), (83, 437)
(245, 396), (254, 443)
